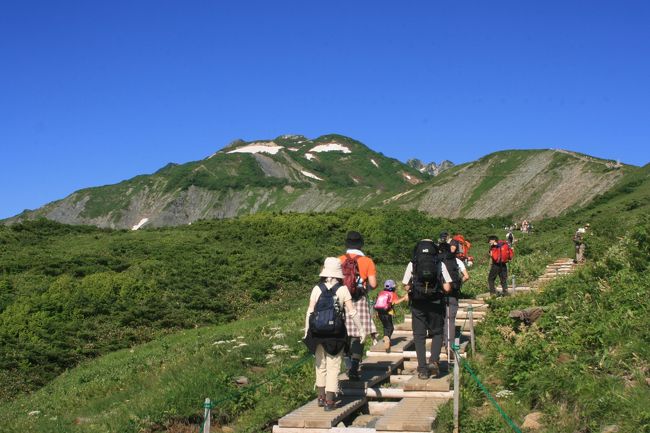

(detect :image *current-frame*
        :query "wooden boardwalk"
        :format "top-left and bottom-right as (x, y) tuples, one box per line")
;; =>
(274, 308), (485, 433)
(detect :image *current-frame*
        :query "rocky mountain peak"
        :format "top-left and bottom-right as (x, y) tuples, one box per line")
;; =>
(407, 158), (455, 176)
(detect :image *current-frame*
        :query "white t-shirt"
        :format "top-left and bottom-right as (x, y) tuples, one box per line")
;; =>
(308, 283), (352, 314)
(402, 261), (453, 285)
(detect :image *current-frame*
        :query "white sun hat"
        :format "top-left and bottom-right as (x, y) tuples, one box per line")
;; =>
(319, 257), (344, 279)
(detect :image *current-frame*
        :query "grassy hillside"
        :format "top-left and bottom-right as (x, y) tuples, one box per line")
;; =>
(0, 210), (512, 400)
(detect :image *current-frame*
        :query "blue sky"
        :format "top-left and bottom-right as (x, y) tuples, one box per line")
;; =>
(1, 0), (649, 219)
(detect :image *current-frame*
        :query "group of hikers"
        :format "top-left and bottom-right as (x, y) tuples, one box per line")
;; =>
(303, 230), (514, 411)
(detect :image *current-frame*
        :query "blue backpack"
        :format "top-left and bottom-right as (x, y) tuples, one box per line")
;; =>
(309, 283), (345, 336)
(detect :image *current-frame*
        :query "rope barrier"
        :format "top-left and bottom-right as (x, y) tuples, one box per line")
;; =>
(452, 344), (522, 433)
(197, 352), (313, 431)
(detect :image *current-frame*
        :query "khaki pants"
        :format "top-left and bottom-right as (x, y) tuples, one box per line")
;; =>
(315, 345), (343, 393)
(576, 243), (586, 263)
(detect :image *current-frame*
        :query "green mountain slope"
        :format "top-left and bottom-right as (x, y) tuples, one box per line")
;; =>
(4, 137), (638, 229)
(6, 135), (427, 229)
(391, 149), (629, 219)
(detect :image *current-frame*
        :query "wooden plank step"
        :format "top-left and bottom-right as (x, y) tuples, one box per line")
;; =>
(338, 368), (391, 389)
(374, 397), (446, 431)
(368, 335), (413, 353)
(403, 373), (451, 392)
(341, 387), (453, 399)
(360, 355), (403, 373)
(396, 320), (477, 332)
(277, 397), (366, 428)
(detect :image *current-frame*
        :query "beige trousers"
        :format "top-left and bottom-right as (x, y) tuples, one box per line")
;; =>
(315, 345), (343, 393)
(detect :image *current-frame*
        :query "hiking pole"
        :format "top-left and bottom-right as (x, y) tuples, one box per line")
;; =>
(445, 296), (448, 362)
(453, 338), (461, 433)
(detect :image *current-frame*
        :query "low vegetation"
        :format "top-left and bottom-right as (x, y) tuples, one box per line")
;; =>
(1, 182), (649, 432)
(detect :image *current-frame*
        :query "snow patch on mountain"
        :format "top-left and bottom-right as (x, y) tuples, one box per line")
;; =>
(305, 153), (315, 161)
(132, 218), (149, 230)
(227, 142), (284, 155)
(310, 143), (351, 154)
(371, 159), (379, 168)
(301, 170), (323, 181)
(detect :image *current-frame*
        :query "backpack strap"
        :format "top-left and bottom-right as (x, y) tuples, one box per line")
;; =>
(318, 282), (341, 294)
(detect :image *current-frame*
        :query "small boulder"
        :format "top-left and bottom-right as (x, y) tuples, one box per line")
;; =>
(234, 376), (249, 386)
(601, 425), (619, 433)
(522, 412), (544, 431)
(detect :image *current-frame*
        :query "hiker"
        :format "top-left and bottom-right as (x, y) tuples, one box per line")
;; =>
(303, 257), (365, 411)
(402, 239), (453, 379)
(506, 228), (515, 246)
(488, 235), (514, 296)
(573, 223), (590, 263)
(441, 242), (470, 351)
(373, 279), (408, 353)
(339, 231), (378, 380)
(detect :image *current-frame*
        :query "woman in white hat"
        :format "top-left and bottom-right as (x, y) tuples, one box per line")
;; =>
(304, 257), (365, 411)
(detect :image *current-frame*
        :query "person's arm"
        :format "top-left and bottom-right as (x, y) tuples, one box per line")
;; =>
(461, 268), (470, 283)
(367, 275), (377, 290)
(304, 297), (316, 338)
(440, 263), (452, 293)
(402, 262), (413, 295)
(366, 259), (378, 290)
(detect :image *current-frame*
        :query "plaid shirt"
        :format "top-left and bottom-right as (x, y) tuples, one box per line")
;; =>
(345, 295), (377, 337)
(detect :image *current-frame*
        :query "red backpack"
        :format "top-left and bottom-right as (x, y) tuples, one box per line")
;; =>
(342, 254), (366, 299)
(491, 241), (514, 264)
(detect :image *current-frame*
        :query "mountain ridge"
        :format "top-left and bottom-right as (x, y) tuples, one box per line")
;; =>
(4, 135), (634, 229)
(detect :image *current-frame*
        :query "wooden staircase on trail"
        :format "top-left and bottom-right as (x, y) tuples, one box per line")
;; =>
(477, 258), (579, 297)
(273, 299), (488, 433)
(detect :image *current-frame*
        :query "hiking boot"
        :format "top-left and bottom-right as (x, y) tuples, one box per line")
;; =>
(317, 396), (326, 407)
(417, 370), (430, 380)
(347, 369), (361, 381)
(383, 335), (391, 353)
(324, 400), (337, 411)
(428, 361), (440, 378)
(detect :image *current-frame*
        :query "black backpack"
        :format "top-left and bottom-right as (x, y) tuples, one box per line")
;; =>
(440, 252), (462, 295)
(410, 240), (443, 301)
(309, 283), (346, 336)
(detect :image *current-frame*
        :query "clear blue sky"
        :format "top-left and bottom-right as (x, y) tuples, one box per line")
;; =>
(2, 0), (649, 219)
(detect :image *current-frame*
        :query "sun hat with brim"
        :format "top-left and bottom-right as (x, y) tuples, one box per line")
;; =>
(345, 231), (364, 249)
(319, 257), (345, 279)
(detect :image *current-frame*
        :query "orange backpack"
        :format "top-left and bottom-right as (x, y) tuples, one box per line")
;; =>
(452, 234), (472, 261)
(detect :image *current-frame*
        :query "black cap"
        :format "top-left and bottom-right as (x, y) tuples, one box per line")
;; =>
(345, 231), (364, 249)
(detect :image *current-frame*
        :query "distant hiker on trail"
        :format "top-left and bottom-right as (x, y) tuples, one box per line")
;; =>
(440, 242), (470, 352)
(303, 257), (364, 411)
(506, 228), (515, 246)
(402, 239), (452, 379)
(573, 223), (590, 264)
(488, 235), (514, 297)
(339, 231), (377, 381)
(521, 220), (530, 234)
(373, 279), (408, 353)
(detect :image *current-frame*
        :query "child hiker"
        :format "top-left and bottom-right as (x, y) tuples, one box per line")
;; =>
(373, 279), (408, 352)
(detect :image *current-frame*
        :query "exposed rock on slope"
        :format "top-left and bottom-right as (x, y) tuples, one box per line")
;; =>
(4, 140), (630, 228)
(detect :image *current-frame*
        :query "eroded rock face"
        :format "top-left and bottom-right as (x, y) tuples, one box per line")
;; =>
(3, 146), (630, 229)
